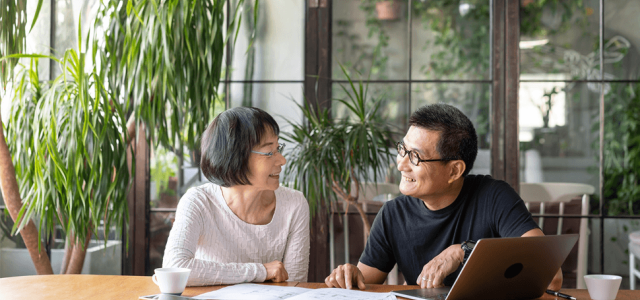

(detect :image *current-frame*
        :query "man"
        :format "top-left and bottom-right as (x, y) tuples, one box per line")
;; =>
(325, 104), (562, 290)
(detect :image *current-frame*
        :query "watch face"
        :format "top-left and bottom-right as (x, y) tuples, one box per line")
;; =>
(462, 240), (476, 251)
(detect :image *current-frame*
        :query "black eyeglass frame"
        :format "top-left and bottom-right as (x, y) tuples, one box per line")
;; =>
(251, 143), (286, 157)
(396, 141), (454, 166)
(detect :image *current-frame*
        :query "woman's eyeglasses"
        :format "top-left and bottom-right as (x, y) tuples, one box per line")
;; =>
(251, 143), (286, 157)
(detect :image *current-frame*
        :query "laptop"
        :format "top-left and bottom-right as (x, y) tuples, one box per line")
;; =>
(391, 234), (579, 300)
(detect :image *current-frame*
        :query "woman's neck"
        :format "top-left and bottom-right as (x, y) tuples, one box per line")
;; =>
(220, 185), (276, 225)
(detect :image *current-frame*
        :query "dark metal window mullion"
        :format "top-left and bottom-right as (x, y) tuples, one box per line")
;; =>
(221, 80), (305, 84)
(599, 0), (605, 275)
(491, 0), (505, 181)
(407, 0), (413, 128)
(332, 79), (493, 84)
(520, 79), (640, 83)
(225, 0), (232, 110)
(46, 0), (57, 262)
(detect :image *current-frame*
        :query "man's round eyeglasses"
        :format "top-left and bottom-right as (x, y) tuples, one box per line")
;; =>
(251, 143), (286, 157)
(396, 141), (452, 166)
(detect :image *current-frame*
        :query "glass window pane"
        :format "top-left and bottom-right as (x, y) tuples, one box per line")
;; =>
(602, 218), (640, 288)
(518, 81), (599, 192)
(53, 0), (76, 58)
(228, 83), (304, 132)
(150, 146), (180, 210)
(52, 0), (101, 78)
(148, 211), (175, 275)
(411, 83), (491, 175)
(589, 217), (604, 276)
(520, 0), (600, 80)
(603, 83), (640, 216)
(411, 0), (491, 80)
(228, 0), (304, 81)
(332, 0), (409, 80)
(25, 0), (52, 79)
(604, 0), (640, 80)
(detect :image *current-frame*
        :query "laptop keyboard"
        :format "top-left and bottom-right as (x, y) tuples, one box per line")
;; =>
(434, 293), (448, 300)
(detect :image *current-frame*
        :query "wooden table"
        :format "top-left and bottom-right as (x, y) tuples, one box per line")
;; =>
(0, 275), (639, 299)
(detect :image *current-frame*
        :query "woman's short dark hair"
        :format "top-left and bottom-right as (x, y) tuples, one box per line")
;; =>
(200, 107), (280, 187)
(408, 104), (478, 177)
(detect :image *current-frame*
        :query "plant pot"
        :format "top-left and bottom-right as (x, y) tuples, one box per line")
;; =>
(0, 240), (121, 277)
(376, 1), (400, 21)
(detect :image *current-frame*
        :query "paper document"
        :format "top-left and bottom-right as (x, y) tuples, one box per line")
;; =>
(286, 288), (396, 300)
(193, 284), (310, 300)
(193, 283), (396, 300)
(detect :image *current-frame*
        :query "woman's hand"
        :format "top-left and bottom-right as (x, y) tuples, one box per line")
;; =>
(264, 260), (289, 282)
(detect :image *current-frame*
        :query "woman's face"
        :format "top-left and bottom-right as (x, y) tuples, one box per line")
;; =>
(246, 130), (286, 191)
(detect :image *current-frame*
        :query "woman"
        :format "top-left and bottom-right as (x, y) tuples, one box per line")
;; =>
(163, 107), (310, 286)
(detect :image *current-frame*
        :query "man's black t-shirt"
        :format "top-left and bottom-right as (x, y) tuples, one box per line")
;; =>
(359, 175), (538, 286)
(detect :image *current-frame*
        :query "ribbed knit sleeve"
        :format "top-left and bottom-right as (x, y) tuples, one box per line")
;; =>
(162, 184), (309, 286)
(282, 192), (310, 282)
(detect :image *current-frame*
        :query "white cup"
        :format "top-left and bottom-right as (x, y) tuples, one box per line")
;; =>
(584, 274), (622, 300)
(152, 268), (191, 295)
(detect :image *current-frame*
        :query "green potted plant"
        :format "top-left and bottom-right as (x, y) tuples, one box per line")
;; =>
(282, 65), (396, 240)
(2, 22), (131, 274)
(1, 0), (252, 275)
(0, 0), (53, 275)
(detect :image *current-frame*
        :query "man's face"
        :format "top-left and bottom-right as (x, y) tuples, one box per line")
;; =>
(397, 126), (452, 201)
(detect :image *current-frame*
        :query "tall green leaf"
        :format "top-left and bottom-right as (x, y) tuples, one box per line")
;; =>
(0, 0), (43, 91)
(98, 0), (253, 156)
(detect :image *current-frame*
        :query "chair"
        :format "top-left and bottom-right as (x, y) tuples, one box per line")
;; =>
(628, 231), (640, 289)
(519, 182), (595, 289)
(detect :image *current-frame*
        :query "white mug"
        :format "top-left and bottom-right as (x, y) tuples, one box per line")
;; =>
(152, 268), (191, 295)
(584, 274), (622, 300)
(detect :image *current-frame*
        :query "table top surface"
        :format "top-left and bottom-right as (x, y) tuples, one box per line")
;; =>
(0, 275), (637, 300)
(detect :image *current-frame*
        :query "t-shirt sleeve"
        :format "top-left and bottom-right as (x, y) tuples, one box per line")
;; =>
(359, 202), (396, 273)
(490, 181), (539, 237)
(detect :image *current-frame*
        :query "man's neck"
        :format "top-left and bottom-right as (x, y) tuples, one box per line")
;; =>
(421, 177), (465, 211)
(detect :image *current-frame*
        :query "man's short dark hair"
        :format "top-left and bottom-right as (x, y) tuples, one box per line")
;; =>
(408, 104), (478, 177)
(200, 107), (280, 187)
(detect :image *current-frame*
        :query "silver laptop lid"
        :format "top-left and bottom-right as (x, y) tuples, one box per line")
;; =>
(447, 234), (579, 300)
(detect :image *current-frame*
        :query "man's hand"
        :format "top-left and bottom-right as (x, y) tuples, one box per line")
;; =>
(325, 264), (366, 290)
(263, 260), (289, 282)
(547, 268), (563, 291)
(521, 228), (563, 290)
(416, 244), (464, 288)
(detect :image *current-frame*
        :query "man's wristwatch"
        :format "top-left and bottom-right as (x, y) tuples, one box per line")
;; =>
(461, 240), (477, 266)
